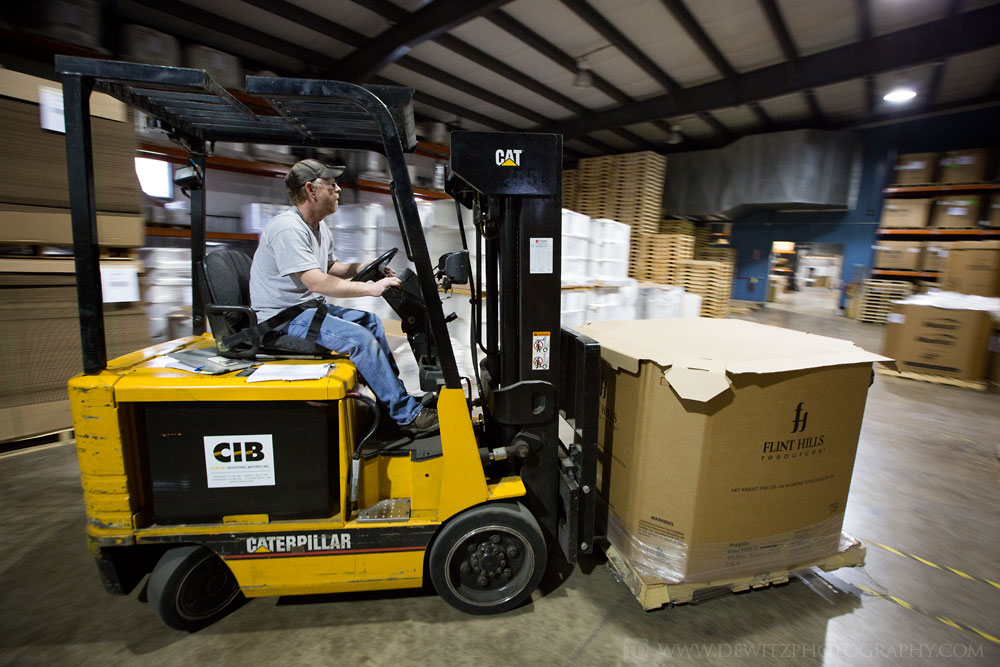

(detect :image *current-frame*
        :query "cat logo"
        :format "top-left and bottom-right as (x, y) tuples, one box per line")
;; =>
(496, 149), (523, 166)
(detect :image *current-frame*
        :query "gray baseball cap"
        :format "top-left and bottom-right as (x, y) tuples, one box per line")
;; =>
(285, 159), (346, 189)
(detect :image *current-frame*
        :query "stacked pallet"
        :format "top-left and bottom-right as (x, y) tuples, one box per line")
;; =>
(576, 152), (666, 235)
(694, 226), (712, 255)
(678, 259), (734, 318)
(563, 169), (579, 211)
(631, 233), (695, 284)
(697, 246), (737, 264)
(659, 219), (695, 235)
(857, 279), (913, 324)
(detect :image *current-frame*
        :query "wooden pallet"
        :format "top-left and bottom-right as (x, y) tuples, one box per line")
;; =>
(875, 366), (990, 391)
(605, 535), (866, 611)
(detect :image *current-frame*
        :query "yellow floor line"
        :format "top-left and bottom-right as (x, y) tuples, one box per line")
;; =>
(865, 540), (1000, 590)
(858, 584), (1000, 646)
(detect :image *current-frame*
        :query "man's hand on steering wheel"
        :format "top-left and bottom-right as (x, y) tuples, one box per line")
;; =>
(366, 275), (401, 297)
(352, 248), (398, 283)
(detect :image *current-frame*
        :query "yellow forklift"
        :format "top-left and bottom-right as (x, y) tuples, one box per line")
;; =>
(57, 56), (599, 630)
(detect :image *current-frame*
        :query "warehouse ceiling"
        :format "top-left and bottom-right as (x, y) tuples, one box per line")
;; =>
(7, 0), (1000, 161)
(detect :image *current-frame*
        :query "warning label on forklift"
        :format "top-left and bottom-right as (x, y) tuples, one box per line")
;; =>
(529, 237), (553, 274)
(203, 435), (276, 488)
(532, 332), (551, 370)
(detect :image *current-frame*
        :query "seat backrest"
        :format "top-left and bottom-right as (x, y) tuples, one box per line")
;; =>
(203, 248), (253, 333)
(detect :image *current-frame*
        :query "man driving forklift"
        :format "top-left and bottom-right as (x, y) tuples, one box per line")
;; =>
(249, 158), (438, 434)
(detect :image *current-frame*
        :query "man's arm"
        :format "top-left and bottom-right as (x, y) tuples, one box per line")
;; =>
(299, 268), (399, 298)
(327, 260), (362, 279)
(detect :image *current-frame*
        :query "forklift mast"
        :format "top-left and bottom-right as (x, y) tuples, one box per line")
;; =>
(447, 133), (599, 561)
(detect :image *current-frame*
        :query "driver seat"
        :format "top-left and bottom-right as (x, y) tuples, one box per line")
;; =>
(199, 248), (332, 359)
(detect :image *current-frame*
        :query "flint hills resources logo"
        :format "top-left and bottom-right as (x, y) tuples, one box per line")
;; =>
(761, 402), (826, 462)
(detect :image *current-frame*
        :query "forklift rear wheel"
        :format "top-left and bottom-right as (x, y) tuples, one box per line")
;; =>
(429, 502), (547, 615)
(147, 545), (243, 631)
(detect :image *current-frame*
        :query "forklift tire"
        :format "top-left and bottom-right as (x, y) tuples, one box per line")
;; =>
(428, 502), (547, 615)
(147, 545), (243, 632)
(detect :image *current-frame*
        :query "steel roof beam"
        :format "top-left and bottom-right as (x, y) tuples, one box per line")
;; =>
(537, 4), (1000, 137)
(333, 0), (515, 82)
(757, 0), (824, 124)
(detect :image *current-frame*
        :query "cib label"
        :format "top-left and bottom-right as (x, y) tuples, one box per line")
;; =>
(203, 434), (276, 488)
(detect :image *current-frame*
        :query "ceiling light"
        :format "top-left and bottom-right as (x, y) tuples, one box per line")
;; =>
(883, 87), (917, 103)
(666, 125), (683, 145)
(573, 58), (593, 88)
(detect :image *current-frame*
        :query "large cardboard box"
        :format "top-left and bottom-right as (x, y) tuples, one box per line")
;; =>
(579, 318), (887, 582)
(879, 199), (931, 228)
(937, 148), (991, 184)
(941, 241), (1000, 297)
(884, 303), (994, 380)
(988, 199), (1000, 228)
(891, 152), (937, 185)
(922, 241), (959, 273)
(873, 241), (923, 270)
(931, 198), (981, 229)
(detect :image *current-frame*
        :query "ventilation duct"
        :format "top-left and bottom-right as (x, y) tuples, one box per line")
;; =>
(663, 129), (862, 220)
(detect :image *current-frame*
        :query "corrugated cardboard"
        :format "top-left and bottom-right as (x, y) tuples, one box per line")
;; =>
(922, 241), (959, 273)
(941, 241), (1000, 297)
(0, 206), (144, 247)
(931, 198), (981, 229)
(579, 318), (888, 582)
(937, 148), (990, 184)
(880, 199), (931, 228)
(884, 303), (994, 380)
(988, 200), (1000, 228)
(873, 241), (923, 270)
(891, 152), (937, 185)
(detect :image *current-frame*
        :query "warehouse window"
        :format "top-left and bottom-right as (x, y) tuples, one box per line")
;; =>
(134, 157), (173, 199)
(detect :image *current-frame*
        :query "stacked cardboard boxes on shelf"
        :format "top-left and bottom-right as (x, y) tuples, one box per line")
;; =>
(0, 72), (149, 442)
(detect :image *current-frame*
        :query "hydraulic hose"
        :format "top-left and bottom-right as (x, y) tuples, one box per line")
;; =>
(346, 392), (380, 504)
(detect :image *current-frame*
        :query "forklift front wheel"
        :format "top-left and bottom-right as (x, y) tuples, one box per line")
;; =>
(147, 545), (244, 631)
(429, 502), (547, 615)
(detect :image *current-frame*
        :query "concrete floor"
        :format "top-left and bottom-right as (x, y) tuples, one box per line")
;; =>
(2, 287), (998, 666)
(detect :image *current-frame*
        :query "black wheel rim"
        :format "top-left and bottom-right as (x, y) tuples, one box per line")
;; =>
(175, 553), (240, 622)
(444, 524), (535, 608)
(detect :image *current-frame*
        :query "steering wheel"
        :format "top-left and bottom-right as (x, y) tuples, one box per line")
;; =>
(351, 248), (398, 283)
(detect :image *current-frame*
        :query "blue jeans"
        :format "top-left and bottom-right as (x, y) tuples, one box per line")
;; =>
(283, 306), (422, 425)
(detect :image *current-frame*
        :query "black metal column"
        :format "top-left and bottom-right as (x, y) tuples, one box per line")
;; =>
(61, 74), (106, 374)
(189, 145), (207, 335)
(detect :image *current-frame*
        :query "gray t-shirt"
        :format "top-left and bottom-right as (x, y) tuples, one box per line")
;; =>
(249, 206), (336, 321)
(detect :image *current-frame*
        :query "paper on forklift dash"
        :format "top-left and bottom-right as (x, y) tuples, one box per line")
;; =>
(245, 364), (333, 383)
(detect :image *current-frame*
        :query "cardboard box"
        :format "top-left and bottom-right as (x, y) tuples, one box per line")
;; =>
(922, 241), (959, 273)
(931, 198), (981, 229)
(880, 199), (931, 228)
(873, 241), (923, 270)
(941, 241), (1000, 297)
(938, 148), (991, 184)
(891, 152), (937, 185)
(580, 318), (887, 582)
(988, 199), (1000, 228)
(884, 304), (994, 380)
(0, 206), (144, 247)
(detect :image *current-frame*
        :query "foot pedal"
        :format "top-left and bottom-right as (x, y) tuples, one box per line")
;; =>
(357, 498), (411, 523)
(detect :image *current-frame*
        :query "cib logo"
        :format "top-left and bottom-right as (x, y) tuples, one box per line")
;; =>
(212, 440), (265, 462)
(495, 149), (523, 166)
(791, 402), (808, 433)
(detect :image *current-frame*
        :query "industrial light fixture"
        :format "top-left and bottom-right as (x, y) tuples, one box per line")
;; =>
(573, 58), (594, 88)
(666, 124), (683, 145)
(883, 87), (917, 103)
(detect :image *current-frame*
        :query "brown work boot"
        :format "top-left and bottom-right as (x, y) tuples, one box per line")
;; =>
(403, 406), (439, 436)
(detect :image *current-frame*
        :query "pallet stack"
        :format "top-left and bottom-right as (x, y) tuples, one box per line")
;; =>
(679, 259), (734, 318)
(856, 279), (913, 324)
(631, 233), (695, 284)
(659, 219), (695, 235)
(562, 168), (579, 211)
(696, 246), (737, 264)
(576, 152), (667, 236)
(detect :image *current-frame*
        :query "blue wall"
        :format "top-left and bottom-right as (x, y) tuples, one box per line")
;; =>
(729, 106), (1000, 302)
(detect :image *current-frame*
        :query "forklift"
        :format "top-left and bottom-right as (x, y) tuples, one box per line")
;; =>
(57, 56), (600, 630)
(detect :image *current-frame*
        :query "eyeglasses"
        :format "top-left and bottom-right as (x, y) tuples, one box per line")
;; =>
(312, 180), (338, 190)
